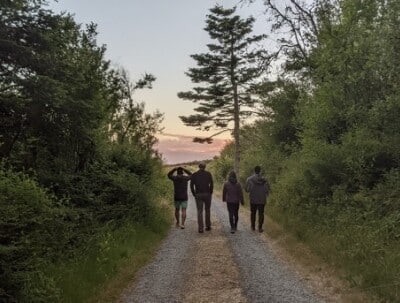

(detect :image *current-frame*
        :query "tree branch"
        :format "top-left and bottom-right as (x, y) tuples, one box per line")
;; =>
(192, 129), (232, 144)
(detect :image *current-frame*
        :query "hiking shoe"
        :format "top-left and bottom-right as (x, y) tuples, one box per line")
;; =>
(198, 229), (204, 233)
(258, 228), (264, 233)
(176, 222), (180, 228)
(180, 224), (185, 229)
(251, 226), (255, 231)
(230, 228), (235, 234)
(205, 227), (211, 231)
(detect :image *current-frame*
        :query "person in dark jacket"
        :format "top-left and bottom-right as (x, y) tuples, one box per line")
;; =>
(222, 171), (244, 234)
(190, 162), (213, 233)
(168, 166), (192, 229)
(245, 166), (270, 232)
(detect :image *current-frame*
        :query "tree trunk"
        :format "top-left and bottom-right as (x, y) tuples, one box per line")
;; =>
(233, 84), (240, 176)
(230, 38), (240, 176)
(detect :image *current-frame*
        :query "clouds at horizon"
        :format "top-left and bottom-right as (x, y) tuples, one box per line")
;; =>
(155, 133), (230, 164)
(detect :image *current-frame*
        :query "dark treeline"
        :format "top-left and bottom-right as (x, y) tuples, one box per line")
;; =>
(0, 1), (168, 301)
(213, 0), (400, 300)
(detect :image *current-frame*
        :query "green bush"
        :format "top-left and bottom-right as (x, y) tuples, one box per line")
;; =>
(0, 145), (169, 302)
(212, 143), (234, 183)
(341, 128), (398, 191)
(0, 168), (69, 302)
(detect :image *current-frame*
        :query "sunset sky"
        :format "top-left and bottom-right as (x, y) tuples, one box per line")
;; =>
(49, 0), (269, 163)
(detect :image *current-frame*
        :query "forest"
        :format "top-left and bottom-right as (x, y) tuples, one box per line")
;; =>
(1, 0), (399, 302)
(0, 1), (170, 301)
(211, 0), (400, 301)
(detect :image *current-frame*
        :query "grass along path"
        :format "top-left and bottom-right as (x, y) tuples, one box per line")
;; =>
(46, 213), (171, 303)
(88, 225), (169, 303)
(244, 212), (374, 303)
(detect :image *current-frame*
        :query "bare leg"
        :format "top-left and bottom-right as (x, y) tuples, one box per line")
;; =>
(181, 208), (186, 226)
(175, 208), (180, 227)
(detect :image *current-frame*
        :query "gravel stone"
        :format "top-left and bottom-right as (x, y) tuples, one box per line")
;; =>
(213, 200), (323, 303)
(119, 194), (323, 303)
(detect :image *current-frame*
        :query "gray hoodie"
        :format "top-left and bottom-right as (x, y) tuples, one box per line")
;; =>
(245, 173), (269, 204)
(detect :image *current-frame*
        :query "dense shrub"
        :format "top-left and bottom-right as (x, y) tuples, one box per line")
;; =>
(212, 143), (234, 183)
(0, 1), (169, 302)
(0, 168), (69, 302)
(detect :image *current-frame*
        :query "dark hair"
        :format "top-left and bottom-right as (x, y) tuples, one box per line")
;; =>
(228, 171), (237, 179)
(177, 167), (183, 174)
(254, 166), (261, 174)
(228, 171), (237, 183)
(198, 162), (206, 169)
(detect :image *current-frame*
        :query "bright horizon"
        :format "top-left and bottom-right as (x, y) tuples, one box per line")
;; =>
(48, 0), (270, 164)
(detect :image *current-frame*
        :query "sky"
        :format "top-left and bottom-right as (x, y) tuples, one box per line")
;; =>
(48, 0), (271, 164)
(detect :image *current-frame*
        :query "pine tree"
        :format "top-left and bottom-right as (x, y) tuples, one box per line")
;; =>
(178, 5), (270, 174)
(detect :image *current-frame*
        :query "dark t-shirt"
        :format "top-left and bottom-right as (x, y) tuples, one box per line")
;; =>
(169, 175), (191, 201)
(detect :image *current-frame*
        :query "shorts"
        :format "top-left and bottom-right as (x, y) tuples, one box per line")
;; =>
(174, 200), (188, 209)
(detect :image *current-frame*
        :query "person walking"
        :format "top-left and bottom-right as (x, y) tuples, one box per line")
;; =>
(190, 162), (213, 233)
(167, 166), (192, 229)
(245, 166), (270, 232)
(222, 171), (244, 234)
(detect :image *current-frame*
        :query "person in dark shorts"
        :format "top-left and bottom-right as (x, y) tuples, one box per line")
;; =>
(167, 166), (192, 229)
(190, 162), (213, 233)
(245, 166), (270, 232)
(222, 171), (244, 234)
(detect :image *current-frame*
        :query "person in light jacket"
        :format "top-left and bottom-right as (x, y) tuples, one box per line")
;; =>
(245, 166), (270, 232)
(222, 171), (244, 234)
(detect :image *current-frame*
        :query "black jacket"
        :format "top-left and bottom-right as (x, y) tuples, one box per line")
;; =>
(190, 169), (213, 196)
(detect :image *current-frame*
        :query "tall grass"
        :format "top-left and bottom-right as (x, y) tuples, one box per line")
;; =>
(268, 203), (400, 302)
(45, 206), (171, 303)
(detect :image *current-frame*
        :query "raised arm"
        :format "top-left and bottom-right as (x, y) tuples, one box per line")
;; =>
(167, 167), (176, 180)
(183, 167), (192, 176)
(183, 168), (192, 180)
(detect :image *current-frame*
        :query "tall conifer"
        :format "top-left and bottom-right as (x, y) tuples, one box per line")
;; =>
(178, 5), (270, 174)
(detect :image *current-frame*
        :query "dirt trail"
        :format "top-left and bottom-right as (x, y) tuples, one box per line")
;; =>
(183, 213), (247, 303)
(119, 196), (321, 303)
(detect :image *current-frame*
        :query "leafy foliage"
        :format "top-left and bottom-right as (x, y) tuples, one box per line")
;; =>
(220, 0), (400, 300)
(0, 168), (68, 302)
(0, 1), (167, 301)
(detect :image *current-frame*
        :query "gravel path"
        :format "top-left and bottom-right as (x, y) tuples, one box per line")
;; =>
(213, 201), (321, 303)
(119, 195), (323, 303)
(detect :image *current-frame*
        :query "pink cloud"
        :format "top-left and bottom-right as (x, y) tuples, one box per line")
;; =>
(155, 133), (230, 164)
